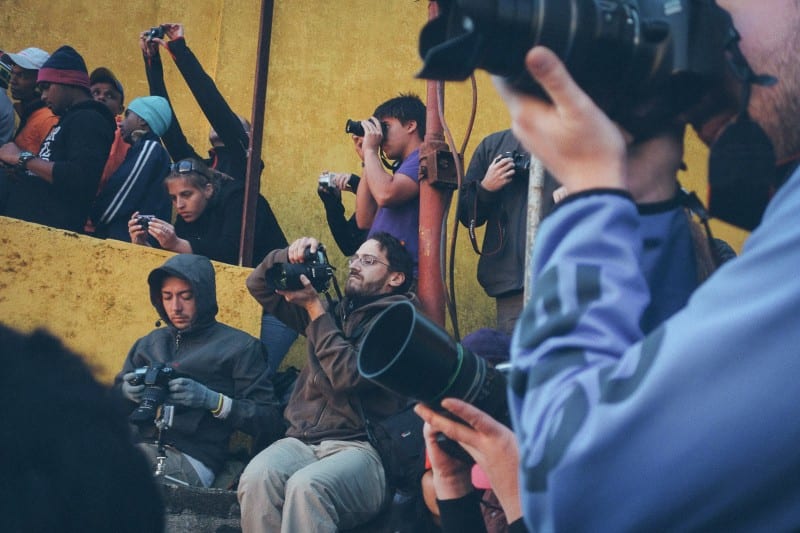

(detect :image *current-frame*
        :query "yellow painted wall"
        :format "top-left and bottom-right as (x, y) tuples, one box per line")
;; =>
(1, 1), (749, 379)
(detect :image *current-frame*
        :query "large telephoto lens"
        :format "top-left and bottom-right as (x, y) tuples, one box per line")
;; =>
(358, 300), (509, 426)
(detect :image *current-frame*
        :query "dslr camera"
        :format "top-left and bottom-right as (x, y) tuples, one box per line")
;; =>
(265, 245), (334, 292)
(136, 214), (156, 232)
(128, 363), (177, 426)
(145, 25), (167, 41)
(345, 118), (388, 138)
(497, 150), (531, 177)
(417, 0), (733, 136)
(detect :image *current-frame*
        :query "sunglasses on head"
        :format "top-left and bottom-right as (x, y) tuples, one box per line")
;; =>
(171, 160), (212, 179)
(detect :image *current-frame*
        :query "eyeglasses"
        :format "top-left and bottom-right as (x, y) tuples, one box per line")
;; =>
(348, 254), (390, 268)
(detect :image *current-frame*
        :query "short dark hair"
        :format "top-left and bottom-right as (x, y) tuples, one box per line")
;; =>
(373, 93), (426, 140)
(0, 324), (165, 533)
(369, 231), (415, 294)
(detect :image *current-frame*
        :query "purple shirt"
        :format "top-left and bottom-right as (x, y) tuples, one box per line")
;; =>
(368, 148), (420, 269)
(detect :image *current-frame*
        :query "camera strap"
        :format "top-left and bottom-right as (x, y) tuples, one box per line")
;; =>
(464, 181), (505, 257)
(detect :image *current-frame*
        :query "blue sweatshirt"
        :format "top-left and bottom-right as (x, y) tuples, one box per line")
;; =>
(510, 171), (800, 531)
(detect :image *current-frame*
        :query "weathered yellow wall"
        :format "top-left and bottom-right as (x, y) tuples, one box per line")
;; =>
(1, 1), (748, 380)
(0, 217), (263, 383)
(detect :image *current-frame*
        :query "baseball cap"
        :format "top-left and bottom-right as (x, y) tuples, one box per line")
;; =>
(3, 47), (50, 70)
(90, 67), (124, 101)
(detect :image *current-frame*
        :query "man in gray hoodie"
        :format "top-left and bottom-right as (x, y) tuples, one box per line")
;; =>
(114, 254), (283, 487)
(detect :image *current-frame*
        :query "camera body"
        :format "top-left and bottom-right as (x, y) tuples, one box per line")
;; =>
(345, 118), (388, 138)
(145, 25), (166, 41)
(418, 0), (733, 136)
(128, 363), (177, 426)
(498, 150), (531, 177)
(136, 214), (155, 232)
(265, 245), (334, 292)
(318, 171), (337, 190)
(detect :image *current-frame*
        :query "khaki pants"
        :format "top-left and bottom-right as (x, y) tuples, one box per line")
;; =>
(238, 437), (386, 533)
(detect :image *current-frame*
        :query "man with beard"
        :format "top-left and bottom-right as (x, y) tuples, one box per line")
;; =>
(238, 232), (416, 532)
(495, 0), (800, 530)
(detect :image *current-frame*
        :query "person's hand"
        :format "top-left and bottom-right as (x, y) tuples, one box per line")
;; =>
(361, 117), (384, 153)
(128, 211), (150, 245)
(416, 403), (473, 500)
(139, 31), (162, 57)
(480, 154), (516, 192)
(146, 217), (181, 250)
(330, 172), (354, 191)
(167, 377), (219, 410)
(0, 142), (22, 166)
(415, 399), (522, 522)
(161, 23), (185, 41)
(494, 46), (627, 195)
(286, 236), (320, 263)
(122, 372), (145, 403)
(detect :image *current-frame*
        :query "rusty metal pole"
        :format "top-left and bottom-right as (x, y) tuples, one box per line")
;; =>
(417, 1), (448, 327)
(239, 0), (275, 267)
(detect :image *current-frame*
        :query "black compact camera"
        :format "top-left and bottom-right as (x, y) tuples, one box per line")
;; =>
(145, 25), (167, 41)
(497, 150), (531, 177)
(128, 363), (177, 426)
(345, 119), (388, 138)
(136, 214), (155, 231)
(418, 0), (733, 136)
(358, 300), (509, 461)
(265, 245), (334, 292)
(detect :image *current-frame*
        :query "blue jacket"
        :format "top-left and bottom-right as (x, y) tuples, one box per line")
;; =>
(91, 131), (171, 241)
(511, 171), (800, 531)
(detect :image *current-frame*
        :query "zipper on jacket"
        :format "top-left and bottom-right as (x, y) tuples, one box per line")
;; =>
(174, 331), (182, 354)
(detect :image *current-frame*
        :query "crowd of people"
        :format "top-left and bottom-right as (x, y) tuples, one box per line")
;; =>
(5, 1), (800, 530)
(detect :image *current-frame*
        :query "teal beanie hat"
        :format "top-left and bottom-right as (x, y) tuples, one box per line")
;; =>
(128, 96), (172, 137)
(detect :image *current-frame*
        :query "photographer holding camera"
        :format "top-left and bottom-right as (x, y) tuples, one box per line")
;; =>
(316, 170), (368, 256)
(477, 1), (800, 530)
(113, 253), (283, 488)
(238, 232), (417, 532)
(457, 129), (558, 335)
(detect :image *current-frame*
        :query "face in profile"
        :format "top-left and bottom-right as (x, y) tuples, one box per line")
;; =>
(166, 176), (213, 223)
(119, 109), (146, 144)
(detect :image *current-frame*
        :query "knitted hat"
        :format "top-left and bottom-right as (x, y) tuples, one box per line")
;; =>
(127, 96), (172, 137)
(37, 45), (90, 90)
(3, 47), (50, 70)
(89, 67), (124, 102)
(461, 328), (512, 365)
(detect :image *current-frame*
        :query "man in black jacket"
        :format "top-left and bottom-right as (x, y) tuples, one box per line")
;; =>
(0, 45), (115, 233)
(113, 254), (283, 487)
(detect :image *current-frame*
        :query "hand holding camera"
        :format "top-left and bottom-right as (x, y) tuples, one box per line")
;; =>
(122, 371), (145, 403)
(495, 47), (627, 194)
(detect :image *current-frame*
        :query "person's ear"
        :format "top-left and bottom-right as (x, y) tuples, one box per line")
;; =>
(404, 120), (418, 135)
(203, 183), (214, 199)
(387, 271), (405, 289)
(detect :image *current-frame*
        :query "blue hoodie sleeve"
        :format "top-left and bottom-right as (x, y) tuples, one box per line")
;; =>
(511, 176), (800, 531)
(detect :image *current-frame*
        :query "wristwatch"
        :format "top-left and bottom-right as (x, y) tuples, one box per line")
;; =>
(17, 151), (35, 170)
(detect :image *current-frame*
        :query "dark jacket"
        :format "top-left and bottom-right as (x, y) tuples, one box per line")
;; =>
(113, 254), (282, 473)
(247, 248), (412, 444)
(91, 131), (171, 241)
(457, 129), (558, 297)
(174, 178), (287, 265)
(1, 98), (115, 232)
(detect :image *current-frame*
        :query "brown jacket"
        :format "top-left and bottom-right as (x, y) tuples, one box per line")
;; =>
(247, 248), (413, 443)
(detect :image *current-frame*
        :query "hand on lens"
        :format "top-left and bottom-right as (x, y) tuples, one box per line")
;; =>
(167, 377), (218, 410)
(128, 211), (149, 245)
(122, 371), (145, 403)
(494, 46), (627, 194)
(287, 237), (320, 263)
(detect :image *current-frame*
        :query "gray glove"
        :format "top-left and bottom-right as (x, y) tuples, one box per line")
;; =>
(121, 372), (145, 403)
(167, 377), (219, 410)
